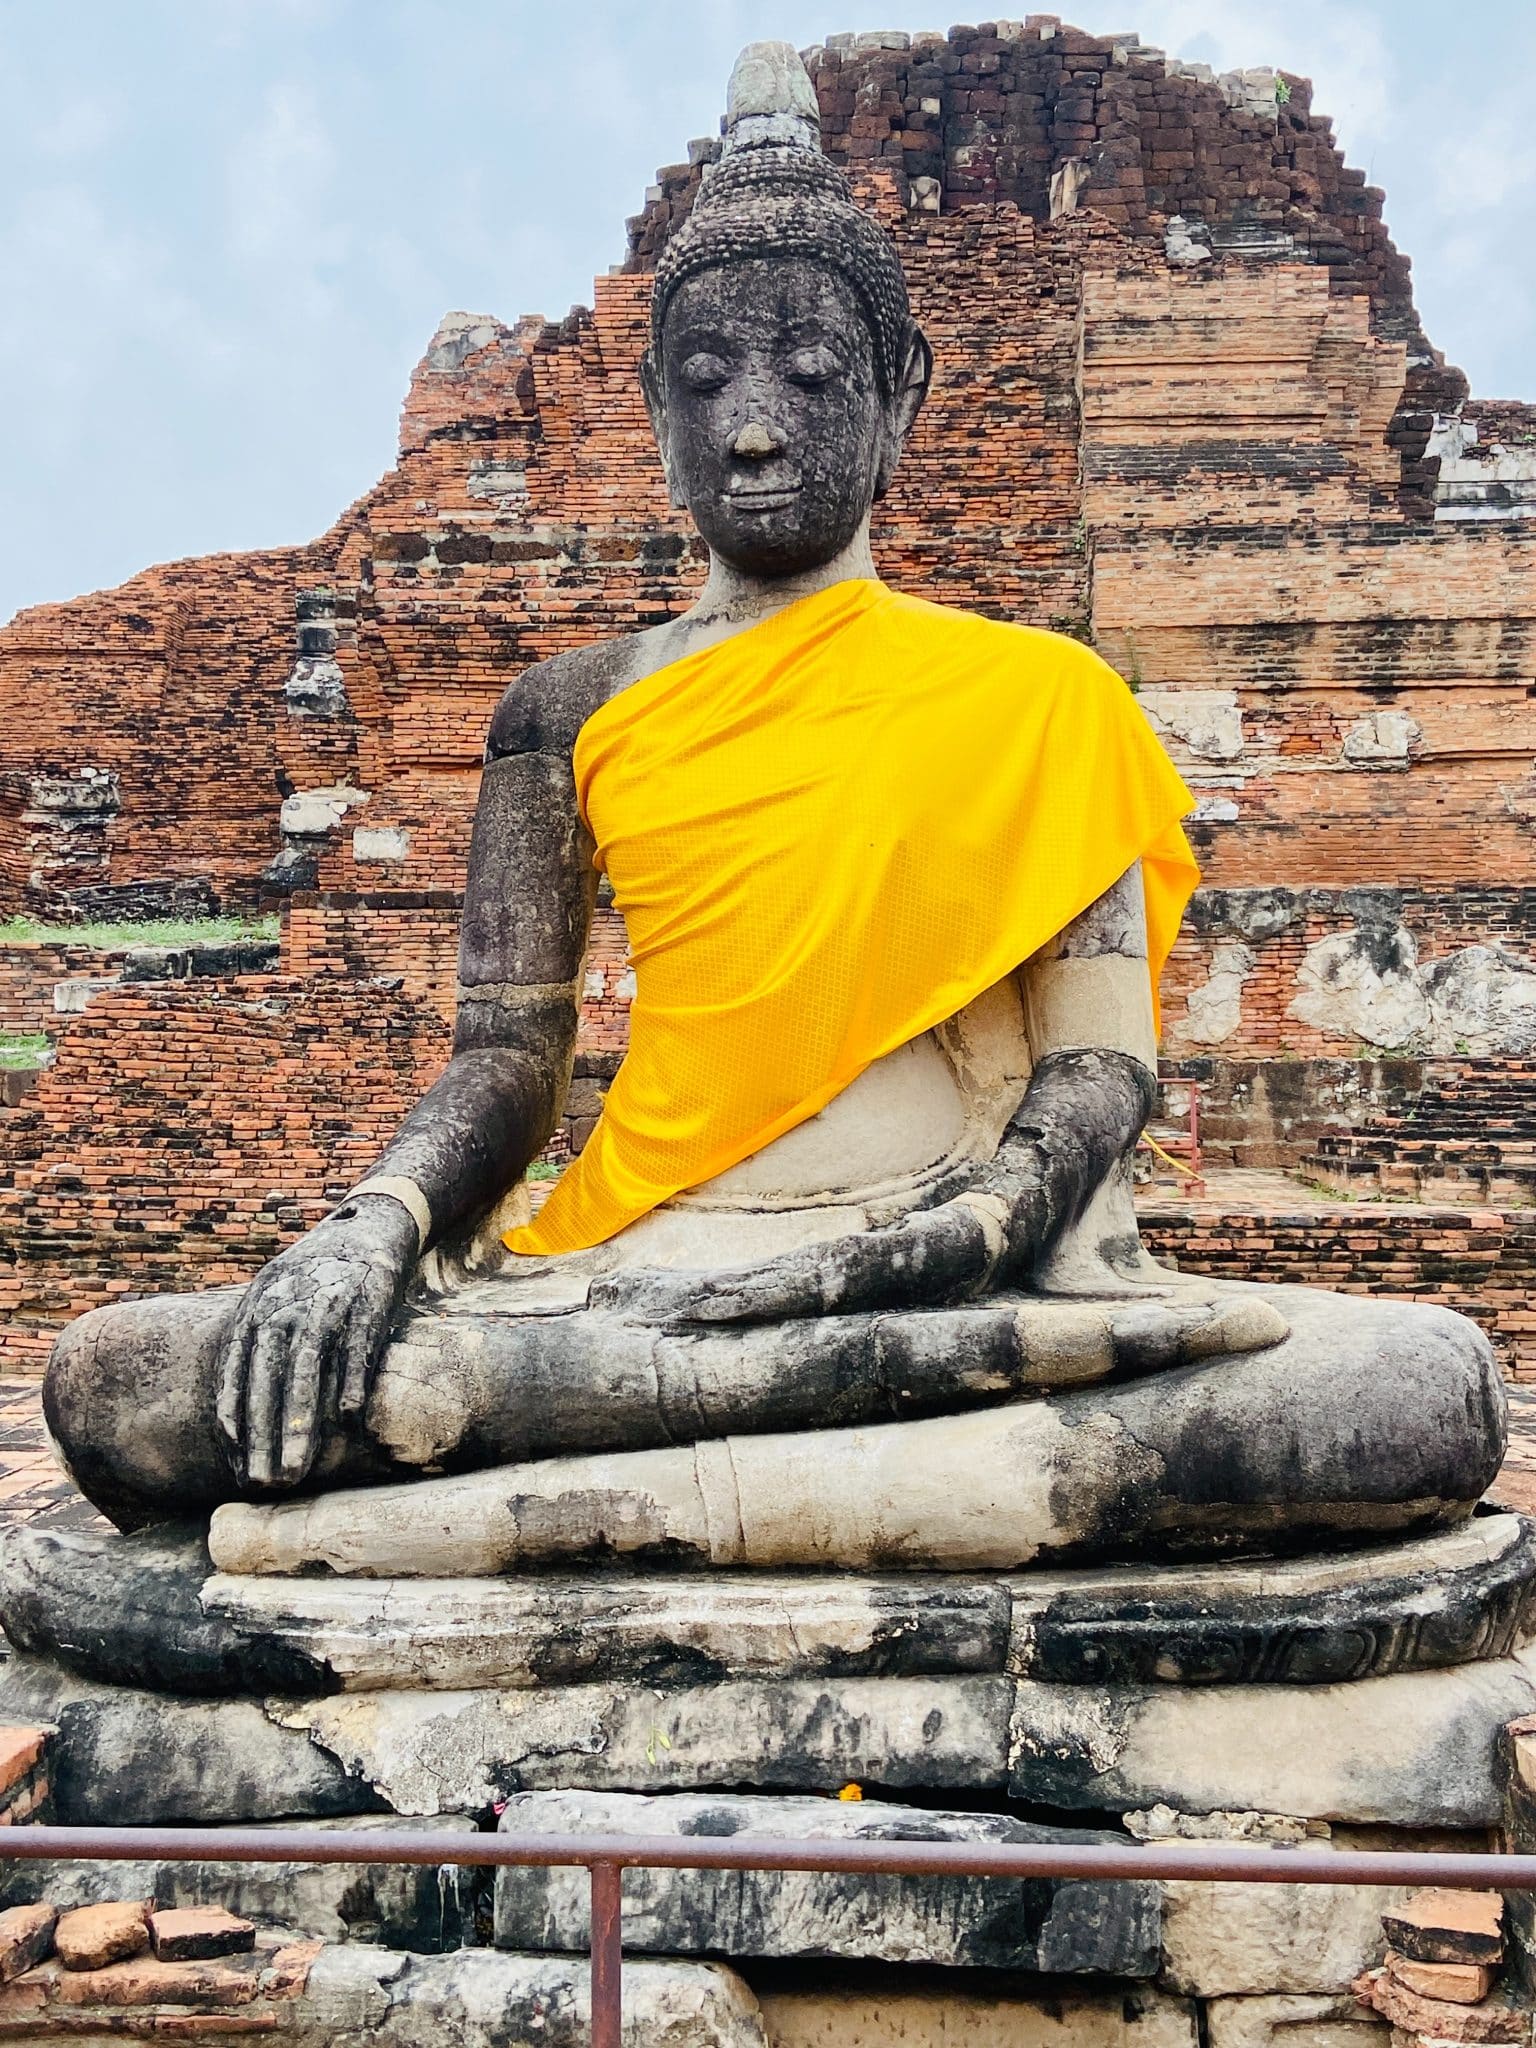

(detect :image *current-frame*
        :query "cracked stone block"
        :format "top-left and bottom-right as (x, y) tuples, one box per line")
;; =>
(493, 1789), (1160, 1974)
(756, 1986), (1197, 2048)
(0, 1814), (480, 1950)
(278, 786), (367, 838)
(1159, 1835), (1409, 1995)
(1139, 689), (1245, 763)
(275, 1674), (1015, 1816)
(423, 310), (509, 371)
(1005, 1516), (1536, 1689)
(0, 1656), (375, 1824)
(51, 977), (116, 1015)
(1342, 712), (1421, 764)
(1205, 1993), (1388, 2048)
(0, 1943), (766, 2045)
(352, 827), (412, 863)
(467, 459), (529, 508)
(285, 656), (348, 716)
(1171, 940), (1254, 1046)
(199, 1569), (1009, 1692)
(1009, 1646), (1536, 1826)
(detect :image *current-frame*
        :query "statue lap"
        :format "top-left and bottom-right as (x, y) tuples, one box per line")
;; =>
(45, 1274), (1504, 1554)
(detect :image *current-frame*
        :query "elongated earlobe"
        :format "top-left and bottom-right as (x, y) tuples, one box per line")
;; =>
(875, 325), (934, 495)
(640, 351), (686, 508)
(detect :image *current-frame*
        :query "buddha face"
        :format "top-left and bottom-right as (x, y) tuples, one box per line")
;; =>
(647, 256), (930, 579)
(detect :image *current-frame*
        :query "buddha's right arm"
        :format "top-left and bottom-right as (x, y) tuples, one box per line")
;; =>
(335, 742), (596, 1243)
(216, 660), (599, 1488)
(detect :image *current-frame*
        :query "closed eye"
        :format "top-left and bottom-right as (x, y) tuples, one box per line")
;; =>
(784, 344), (843, 386)
(680, 351), (732, 393)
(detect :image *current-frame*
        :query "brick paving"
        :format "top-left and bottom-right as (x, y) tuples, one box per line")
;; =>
(0, 1380), (106, 1532)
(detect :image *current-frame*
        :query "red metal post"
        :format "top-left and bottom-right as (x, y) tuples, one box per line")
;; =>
(590, 1858), (623, 2048)
(1189, 1079), (1205, 1191)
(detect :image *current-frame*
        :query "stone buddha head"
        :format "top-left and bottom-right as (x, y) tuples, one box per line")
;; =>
(641, 42), (933, 579)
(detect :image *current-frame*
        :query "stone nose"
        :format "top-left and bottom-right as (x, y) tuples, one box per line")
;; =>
(732, 420), (785, 459)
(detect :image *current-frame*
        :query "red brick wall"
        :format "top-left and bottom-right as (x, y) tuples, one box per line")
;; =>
(1143, 1199), (1536, 1379)
(0, 976), (446, 1371)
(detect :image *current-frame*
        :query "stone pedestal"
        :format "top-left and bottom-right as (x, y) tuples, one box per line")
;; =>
(2, 1512), (1534, 2046)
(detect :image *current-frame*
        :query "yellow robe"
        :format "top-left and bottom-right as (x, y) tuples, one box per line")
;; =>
(509, 580), (1197, 1257)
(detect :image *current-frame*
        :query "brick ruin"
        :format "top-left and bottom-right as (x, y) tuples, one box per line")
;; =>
(1, 17), (1533, 1371)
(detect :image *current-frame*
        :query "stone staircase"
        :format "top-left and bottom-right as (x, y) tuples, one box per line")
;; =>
(1301, 1060), (1536, 1205)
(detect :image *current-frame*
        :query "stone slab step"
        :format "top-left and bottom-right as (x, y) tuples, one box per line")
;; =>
(0, 1814), (481, 1950)
(8, 1638), (1536, 1827)
(491, 1788), (1161, 1976)
(1009, 1642), (1536, 1826)
(9, 1515), (1534, 1699)
(0, 1942), (764, 2045)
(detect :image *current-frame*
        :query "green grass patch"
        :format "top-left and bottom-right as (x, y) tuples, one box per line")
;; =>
(0, 1032), (50, 1070)
(526, 1160), (563, 1181)
(0, 914), (279, 950)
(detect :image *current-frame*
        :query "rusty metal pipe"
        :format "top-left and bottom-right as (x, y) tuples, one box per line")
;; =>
(589, 1859), (622, 2048)
(1, 1826), (1534, 1890)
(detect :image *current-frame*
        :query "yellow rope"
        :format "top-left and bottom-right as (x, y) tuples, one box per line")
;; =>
(1139, 1132), (1203, 1180)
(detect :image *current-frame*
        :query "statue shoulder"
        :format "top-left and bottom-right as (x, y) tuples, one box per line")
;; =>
(485, 640), (644, 764)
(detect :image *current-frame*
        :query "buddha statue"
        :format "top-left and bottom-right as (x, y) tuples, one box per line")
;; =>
(42, 41), (1503, 1578)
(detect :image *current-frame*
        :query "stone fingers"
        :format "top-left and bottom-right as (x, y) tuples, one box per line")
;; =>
(213, 1299), (256, 1465)
(1095, 1293), (1290, 1376)
(588, 1201), (997, 1328)
(338, 1268), (396, 1420)
(277, 1328), (333, 1489)
(242, 1315), (293, 1490)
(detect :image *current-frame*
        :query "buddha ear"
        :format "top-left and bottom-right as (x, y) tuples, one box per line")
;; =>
(875, 325), (933, 495)
(640, 350), (687, 510)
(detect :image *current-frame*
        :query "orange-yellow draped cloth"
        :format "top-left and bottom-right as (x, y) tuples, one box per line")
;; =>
(508, 580), (1197, 1258)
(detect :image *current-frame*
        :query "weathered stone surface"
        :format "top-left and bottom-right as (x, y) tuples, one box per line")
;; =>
(205, 1288), (1502, 1579)
(1009, 1647), (1536, 1824)
(0, 1813), (480, 1949)
(0, 1906), (54, 1985)
(1204, 1993), (1388, 2048)
(492, 1789), (1159, 1975)
(0, 1655), (379, 1823)
(1159, 1838), (1406, 1995)
(1007, 1516), (1536, 1688)
(297, 1945), (767, 2046)
(277, 1676), (1013, 1816)
(0, 1522), (337, 1697)
(48, 1948), (261, 2007)
(149, 1907), (256, 1961)
(0, 1942), (764, 2043)
(755, 1985), (1198, 2048)
(198, 1570), (1009, 1692)
(53, 1900), (147, 1971)
(3, 1517), (1014, 1697)
(1381, 1887), (1505, 1965)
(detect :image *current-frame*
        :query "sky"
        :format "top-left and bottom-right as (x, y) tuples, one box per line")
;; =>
(1, 0), (1532, 626)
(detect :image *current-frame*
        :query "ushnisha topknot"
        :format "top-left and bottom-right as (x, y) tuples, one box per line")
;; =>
(649, 41), (915, 396)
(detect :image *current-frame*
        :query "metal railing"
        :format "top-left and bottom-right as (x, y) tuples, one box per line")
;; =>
(5, 1825), (1535, 2048)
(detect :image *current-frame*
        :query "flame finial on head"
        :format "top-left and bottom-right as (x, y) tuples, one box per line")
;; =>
(648, 42), (915, 396)
(722, 41), (823, 156)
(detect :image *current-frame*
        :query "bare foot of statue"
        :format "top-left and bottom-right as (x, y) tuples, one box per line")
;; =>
(43, 40), (1504, 1564)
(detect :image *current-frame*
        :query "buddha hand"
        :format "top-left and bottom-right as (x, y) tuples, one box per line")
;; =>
(214, 1194), (419, 1489)
(590, 1046), (1148, 1329)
